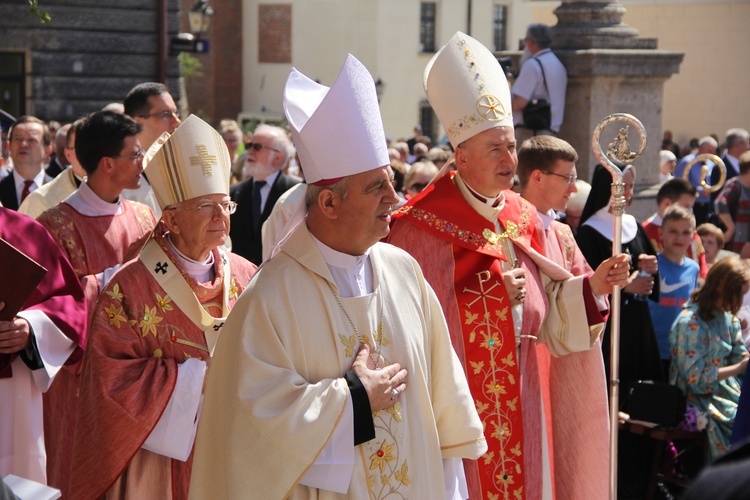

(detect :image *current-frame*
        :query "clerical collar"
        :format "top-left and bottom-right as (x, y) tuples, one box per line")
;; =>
(64, 181), (123, 216)
(165, 234), (215, 283)
(538, 209), (557, 230)
(454, 172), (505, 225)
(458, 174), (503, 208)
(310, 233), (372, 298)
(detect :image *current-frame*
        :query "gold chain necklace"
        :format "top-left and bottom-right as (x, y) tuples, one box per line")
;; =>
(324, 279), (384, 370)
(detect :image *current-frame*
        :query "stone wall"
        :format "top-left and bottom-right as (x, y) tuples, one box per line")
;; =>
(0, 0), (181, 122)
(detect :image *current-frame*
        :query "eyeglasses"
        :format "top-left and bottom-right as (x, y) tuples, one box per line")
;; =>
(140, 109), (179, 121)
(113, 149), (146, 162)
(245, 142), (280, 153)
(541, 170), (577, 184)
(166, 200), (238, 217)
(409, 182), (428, 192)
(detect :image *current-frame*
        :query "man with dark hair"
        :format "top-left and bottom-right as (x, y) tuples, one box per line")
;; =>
(124, 82), (181, 151)
(35, 111), (157, 496)
(511, 23), (567, 144)
(122, 82), (182, 216)
(0, 116), (53, 210)
(642, 177), (708, 279)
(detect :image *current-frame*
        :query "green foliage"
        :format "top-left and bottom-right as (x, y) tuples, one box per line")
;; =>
(28, 0), (51, 23)
(178, 52), (204, 79)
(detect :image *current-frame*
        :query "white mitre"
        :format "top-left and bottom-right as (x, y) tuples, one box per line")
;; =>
(283, 53), (389, 185)
(145, 114), (232, 210)
(424, 32), (513, 149)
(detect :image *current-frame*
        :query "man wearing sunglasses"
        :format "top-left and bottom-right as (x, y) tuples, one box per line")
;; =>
(121, 82), (183, 218)
(35, 110), (158, 496)
(229, 124), (300, 264)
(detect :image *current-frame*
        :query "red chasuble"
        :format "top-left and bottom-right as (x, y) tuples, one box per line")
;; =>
(0, 209), (86, 484)
(0, 208), (86, 374)
(36, 199), (156, 496)
(390, 173), (544, 499)
(69, 233), (257, 499)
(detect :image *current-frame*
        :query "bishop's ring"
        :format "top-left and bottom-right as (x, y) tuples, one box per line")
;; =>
(391, 388), (400, 400)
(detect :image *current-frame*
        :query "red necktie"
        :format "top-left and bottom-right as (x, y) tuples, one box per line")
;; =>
(21, 180), (34, 202)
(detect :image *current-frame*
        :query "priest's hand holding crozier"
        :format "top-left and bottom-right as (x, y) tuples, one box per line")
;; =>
(588, 253), (631, 296)
(503, 268), (527, 305)
(352, 343), (408, 412)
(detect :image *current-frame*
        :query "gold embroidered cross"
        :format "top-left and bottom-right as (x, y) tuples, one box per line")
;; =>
(483, 221), (519, 268)
(189, 144), (217, 176)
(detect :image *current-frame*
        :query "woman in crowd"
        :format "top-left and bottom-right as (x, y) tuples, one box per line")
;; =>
(697, 223), (736, 269)
(670, 256), (750, 459)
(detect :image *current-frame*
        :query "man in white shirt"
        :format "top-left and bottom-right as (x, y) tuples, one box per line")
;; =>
(511, 24), (568, 144)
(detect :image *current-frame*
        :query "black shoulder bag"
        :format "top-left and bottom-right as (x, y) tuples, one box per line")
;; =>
(522, 57), (552, 132)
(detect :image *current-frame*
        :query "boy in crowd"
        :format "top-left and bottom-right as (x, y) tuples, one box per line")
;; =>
(643, 177), (708, 279)
(649, 205), (701, 373)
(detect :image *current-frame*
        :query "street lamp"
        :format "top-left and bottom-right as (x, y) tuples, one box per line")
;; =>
(171, 0), (215, 53)
(188, 0), (214, 39)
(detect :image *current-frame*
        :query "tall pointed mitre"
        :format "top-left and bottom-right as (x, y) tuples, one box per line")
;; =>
(283, 53), (389, 185)
(424, 32), (513, 149)
(145, 114), (231, 209)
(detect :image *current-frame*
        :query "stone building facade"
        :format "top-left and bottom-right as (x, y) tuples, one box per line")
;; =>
(0, 0), (181, 123)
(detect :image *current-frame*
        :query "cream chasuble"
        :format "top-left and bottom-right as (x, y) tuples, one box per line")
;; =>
(190, 222), (486, 499)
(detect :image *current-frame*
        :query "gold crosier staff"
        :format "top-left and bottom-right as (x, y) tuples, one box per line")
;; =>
(591, 114), (647, 500)
(681, 153), (728, 196)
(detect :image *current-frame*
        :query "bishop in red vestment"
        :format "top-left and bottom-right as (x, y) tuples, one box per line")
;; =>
(36, 111), (156, 495)
(69, 114), (257, 499)
(388, 34), (628, 499)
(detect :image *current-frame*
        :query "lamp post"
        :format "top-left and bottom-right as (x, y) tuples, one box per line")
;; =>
(171, 0), (215, 54)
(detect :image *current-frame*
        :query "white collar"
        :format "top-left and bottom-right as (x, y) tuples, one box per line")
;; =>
(538, 209), (557, 230)
(726, 154), (740, 170)
(12, 167), (46, 191)
(582, 206), (638, 244)
(255, 170), (280, 186)
(310, 233), (372, 298)
(311, 233), (370, 271)
(165, 234), (215, 283)
(63, 181), (123, 216)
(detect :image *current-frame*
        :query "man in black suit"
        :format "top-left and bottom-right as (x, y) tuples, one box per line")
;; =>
(45, 123), (71, 178)
(712, 128), (750, 187)
(0, 116), (53, 210)
(230, 124), (300, 264)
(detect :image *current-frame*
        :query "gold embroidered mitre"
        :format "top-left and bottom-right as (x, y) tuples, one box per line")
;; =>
(424, 32), (513, 149)
(145, 114), (231, 209)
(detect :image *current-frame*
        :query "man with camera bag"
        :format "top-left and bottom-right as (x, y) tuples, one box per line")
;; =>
(512, 24), (567, 144)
